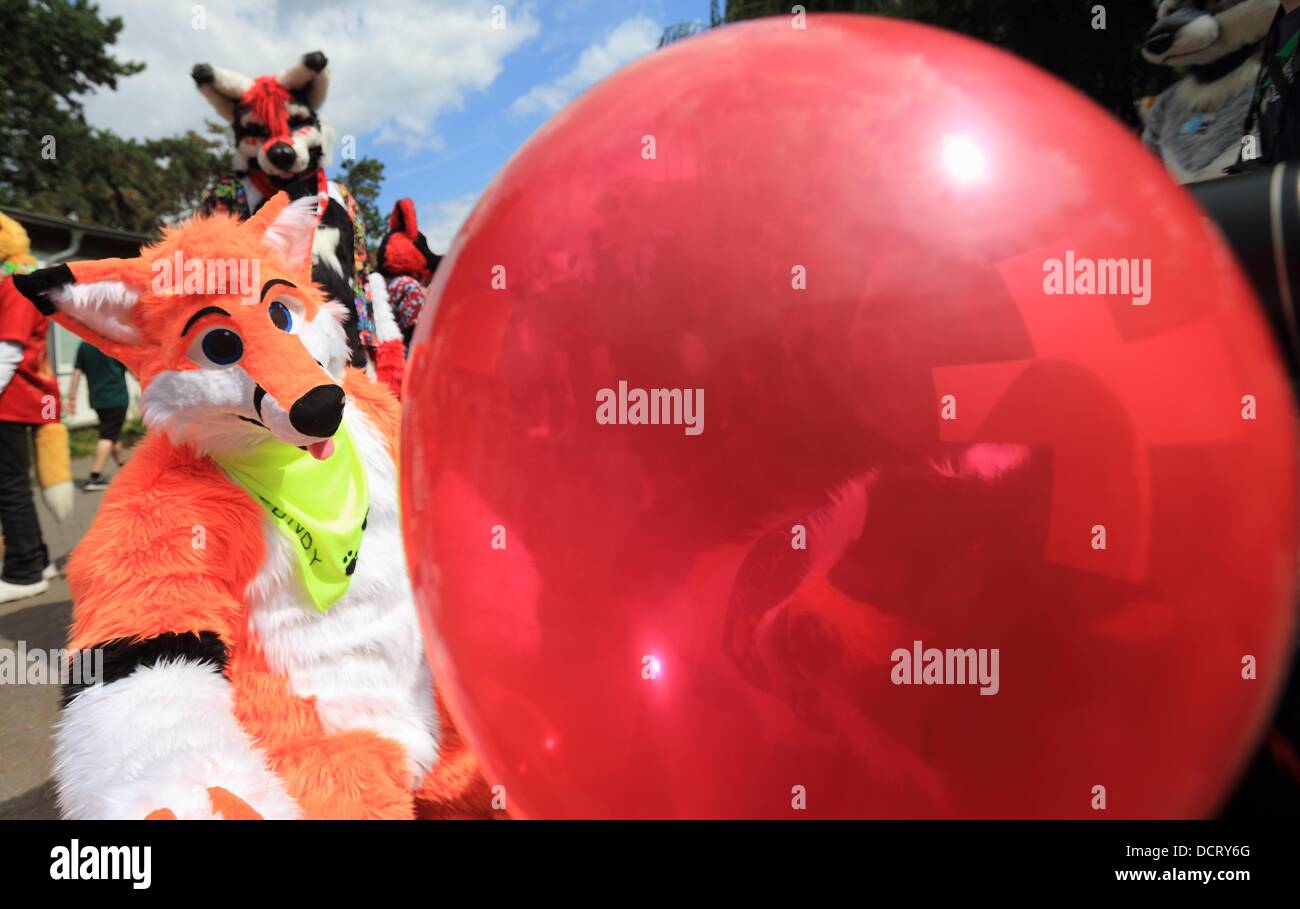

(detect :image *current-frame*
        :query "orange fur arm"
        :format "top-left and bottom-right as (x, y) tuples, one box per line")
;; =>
(65, 435), (266, 651)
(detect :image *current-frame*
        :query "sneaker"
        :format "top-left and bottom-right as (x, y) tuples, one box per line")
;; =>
(42, 563), (59, 581)
(0, 577), (49, 605)
(84, 474), (108, 491)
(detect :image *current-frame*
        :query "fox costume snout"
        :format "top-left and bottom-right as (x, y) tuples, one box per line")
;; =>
(13, 193), (490, 819)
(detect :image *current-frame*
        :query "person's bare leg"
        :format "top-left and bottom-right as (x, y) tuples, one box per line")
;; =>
(90, 438), (112, 475)
(112, 440), (126, 466)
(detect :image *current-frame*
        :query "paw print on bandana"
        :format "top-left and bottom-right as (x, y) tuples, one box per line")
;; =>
(344, 511), (368, 577)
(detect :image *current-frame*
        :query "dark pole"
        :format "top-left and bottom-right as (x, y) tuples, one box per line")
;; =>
(1187, 164), (1300, 383)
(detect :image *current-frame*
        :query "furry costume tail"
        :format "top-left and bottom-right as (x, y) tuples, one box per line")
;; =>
(367, 272), (406, 398)
(35, 422), (74, 522)
(374, 338), (405, 399)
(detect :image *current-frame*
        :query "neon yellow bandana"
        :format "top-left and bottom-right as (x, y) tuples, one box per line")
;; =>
(214, 427), (369, 613)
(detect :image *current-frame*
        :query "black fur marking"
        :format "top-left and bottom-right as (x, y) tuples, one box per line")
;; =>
(414, 233), (442, 273)
(262, 278), (297, 300)
(61, 631), (229, 709)
(253, 384), (267, 420)
(1190, 41), (1263, 84)
(180, 305), (231, 337)
(376, 232), (394, 277)
(314, 195), (368, 367)
(12, 265), (74, 316)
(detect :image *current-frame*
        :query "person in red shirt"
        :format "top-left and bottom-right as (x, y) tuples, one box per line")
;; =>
(0, 273), (60, 603)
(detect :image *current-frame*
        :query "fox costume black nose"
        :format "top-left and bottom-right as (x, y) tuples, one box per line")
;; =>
(266, 142), (297, 170)
(290, 385), (345, 438)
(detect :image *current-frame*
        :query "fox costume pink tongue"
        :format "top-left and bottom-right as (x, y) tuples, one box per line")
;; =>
(308, 438), (334, 460)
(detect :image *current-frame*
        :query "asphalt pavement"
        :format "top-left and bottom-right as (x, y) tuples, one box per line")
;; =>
(0, 457), (109, 820)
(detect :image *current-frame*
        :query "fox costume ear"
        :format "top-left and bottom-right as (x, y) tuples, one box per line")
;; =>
(245, 192), (319, 273)
(12, 260), (150, 373)
(191, 62), (255, 124)
(276, 51), (330, 109)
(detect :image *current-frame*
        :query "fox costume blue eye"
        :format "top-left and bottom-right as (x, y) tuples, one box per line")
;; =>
(198, 328), (243, 365)
(268, 300), (294, 332)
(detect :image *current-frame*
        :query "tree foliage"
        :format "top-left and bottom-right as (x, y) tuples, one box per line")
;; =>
(339, 156), (386, 262)
(725, 0), (1172, 127)
(0, 0), (227, 233)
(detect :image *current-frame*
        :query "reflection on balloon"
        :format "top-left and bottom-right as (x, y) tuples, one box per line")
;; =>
(402, 15), (1298, 819)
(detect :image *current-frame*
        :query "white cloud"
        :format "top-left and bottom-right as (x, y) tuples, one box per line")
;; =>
(419, 192), (479, 254)
(81, 0), (539, 154)
(511, 14), (660, 115)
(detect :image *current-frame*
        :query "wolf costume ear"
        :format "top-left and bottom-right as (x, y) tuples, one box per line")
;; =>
(276, 51), (330, 109)
(245, 192), (320, 273)
(12, 260), (151, 374)
(389, 198), (418, 238)
(191, 62), (255, 123)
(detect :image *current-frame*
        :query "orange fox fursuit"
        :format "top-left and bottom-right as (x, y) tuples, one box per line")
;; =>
(13, 193), (489, 820)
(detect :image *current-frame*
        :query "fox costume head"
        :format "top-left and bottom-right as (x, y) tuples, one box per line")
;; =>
(13, 193), (352, 457)
(192, 51), (331, 185)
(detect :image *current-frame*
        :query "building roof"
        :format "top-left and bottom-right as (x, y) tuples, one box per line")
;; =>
(0, 205), (155, 245)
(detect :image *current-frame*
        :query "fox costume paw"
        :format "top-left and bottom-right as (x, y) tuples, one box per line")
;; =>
(146, 787), (265, 821)
(96, 771), (299, 821)
(53, 658), (302, 820)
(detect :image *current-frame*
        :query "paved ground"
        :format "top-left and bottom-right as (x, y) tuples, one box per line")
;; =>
(0, 457), (109, 819)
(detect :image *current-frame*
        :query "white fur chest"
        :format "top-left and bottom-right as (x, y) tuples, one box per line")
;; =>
(242, 407), (438, 786)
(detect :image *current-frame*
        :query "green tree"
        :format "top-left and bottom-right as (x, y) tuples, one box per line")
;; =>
(725, 0), (1171, 127)
(339, 156), (386, 262)
(0, 0), (227, 233)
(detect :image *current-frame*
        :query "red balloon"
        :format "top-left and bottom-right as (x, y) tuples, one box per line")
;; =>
(403, 15), (1298, 818)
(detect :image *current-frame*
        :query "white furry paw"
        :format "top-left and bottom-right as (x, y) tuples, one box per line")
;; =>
(139, 785), (297, 821)
(53, 657), (302, 820)
(83, 760), (302, 820)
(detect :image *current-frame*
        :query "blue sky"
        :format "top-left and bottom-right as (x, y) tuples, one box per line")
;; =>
(83, 0), (715, 250)
(385, 0), (710, 248)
